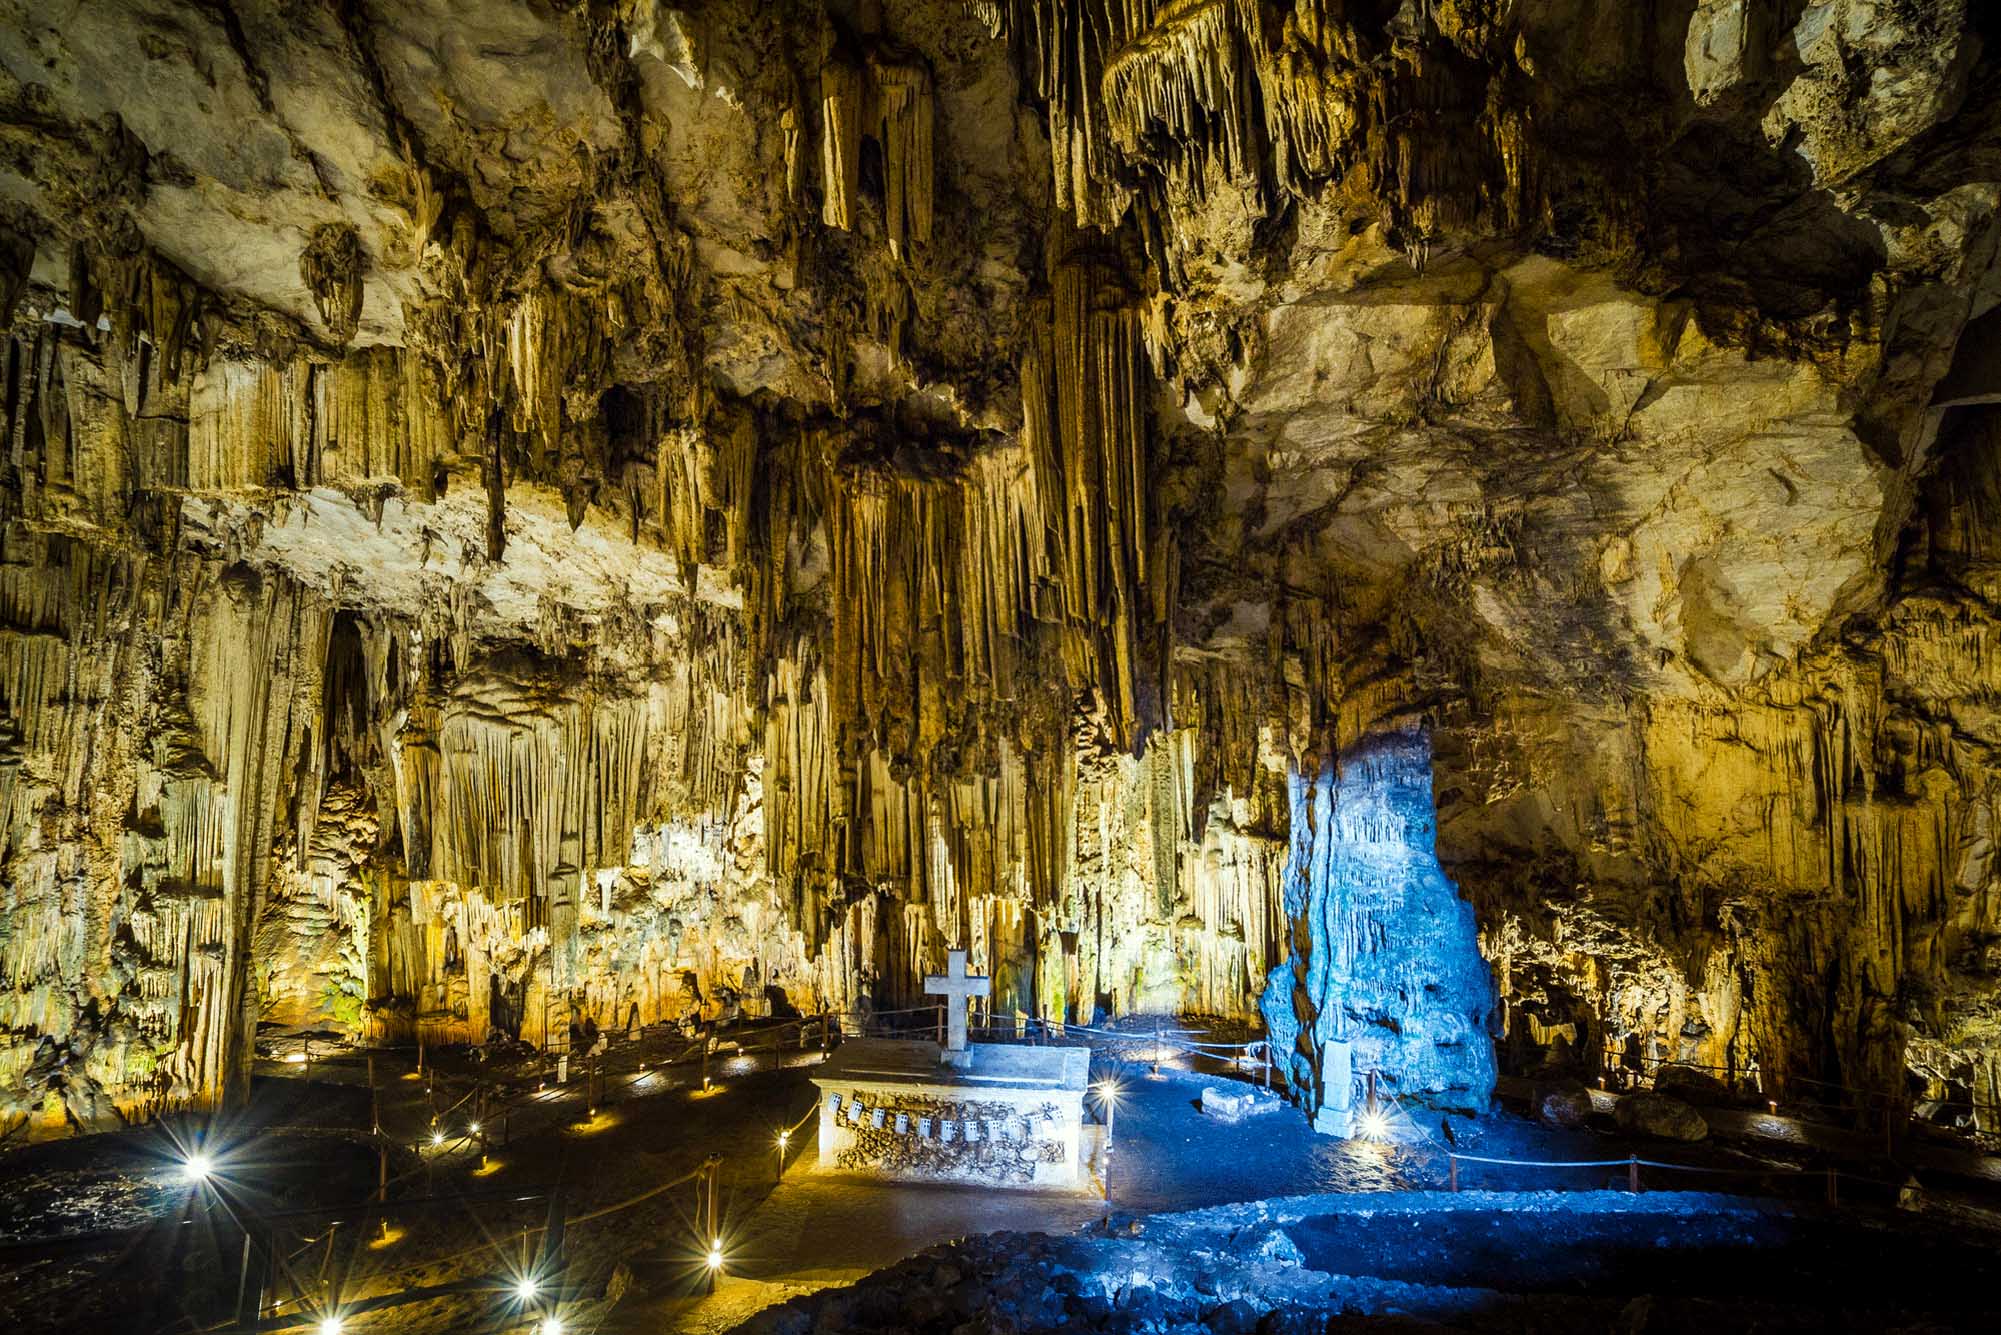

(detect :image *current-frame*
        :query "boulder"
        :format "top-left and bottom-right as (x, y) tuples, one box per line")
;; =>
(1652, 1064), (1732, 1107)
(1202, 1299), (1260, 1335)
(1614, 1091), (1709, 1142)
(1533, 1077), (1594, 1129)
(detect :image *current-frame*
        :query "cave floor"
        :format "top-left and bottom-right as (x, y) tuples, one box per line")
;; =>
(9, 1035), (2001, 1334)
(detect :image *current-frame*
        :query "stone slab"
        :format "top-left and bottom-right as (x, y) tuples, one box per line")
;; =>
(816, 1039), (1089, 1091)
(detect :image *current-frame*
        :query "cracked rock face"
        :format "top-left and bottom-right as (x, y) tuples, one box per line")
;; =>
(0, 0), (1998, 1141)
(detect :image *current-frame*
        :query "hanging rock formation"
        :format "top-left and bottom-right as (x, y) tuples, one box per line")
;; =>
(0, 0), (1996, 1139)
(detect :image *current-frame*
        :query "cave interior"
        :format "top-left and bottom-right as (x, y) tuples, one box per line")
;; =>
(2, 0), (2001, 1329)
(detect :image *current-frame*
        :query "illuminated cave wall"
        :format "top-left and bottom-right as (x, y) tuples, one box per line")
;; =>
(1, 0), (1997, 1139)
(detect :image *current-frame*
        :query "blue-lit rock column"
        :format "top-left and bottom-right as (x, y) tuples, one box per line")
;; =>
(1260, 727), (1497, 1133)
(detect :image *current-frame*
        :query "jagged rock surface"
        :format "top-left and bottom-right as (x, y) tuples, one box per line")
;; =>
(0, 0), (1996, 1138)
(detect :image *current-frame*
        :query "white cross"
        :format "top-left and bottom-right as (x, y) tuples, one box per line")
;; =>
(924, 949), (990, 1054)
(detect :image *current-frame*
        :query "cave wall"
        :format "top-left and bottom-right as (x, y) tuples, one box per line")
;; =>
(0, 0), (1996, 1136)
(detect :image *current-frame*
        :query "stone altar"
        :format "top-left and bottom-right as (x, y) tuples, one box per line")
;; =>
(813, 951), (1091, 1187)
(811, 1038), (1091, 1188)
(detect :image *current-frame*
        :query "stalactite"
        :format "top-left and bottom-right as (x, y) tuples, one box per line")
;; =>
(299, 223), (367, 345)
(1047, 232), (1158, 749)
(869, 52), (935, 260)
(820, 58), (866, 231)
(189, 346), (449, 493)
(0, 531), (325, 1132)
(963, 0), (1544, 252)
(0, 229), (32, 326)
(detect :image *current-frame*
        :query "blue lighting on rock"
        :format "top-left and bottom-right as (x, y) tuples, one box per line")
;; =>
(1261, 726), (1498, 1133)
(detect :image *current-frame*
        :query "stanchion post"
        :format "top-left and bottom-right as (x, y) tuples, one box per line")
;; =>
(368, 1054), (380, 1136)
(234, 1227), (257, 1323)
(1448, 1154), (1459, 1192)
(936, 1003), (945, 1046)
(704, 1154), (722, 1295)
(1627, 1154), (1640, 1193)
(1826, 1165), (1838, 1206)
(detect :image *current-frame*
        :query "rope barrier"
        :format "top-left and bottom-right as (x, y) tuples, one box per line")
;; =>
(1605, 1051), (2001, 1118)
(564, 1166), (706, 1226)
(780, 1101), (819, 1138)
(1441, 1153), (1634, 1169)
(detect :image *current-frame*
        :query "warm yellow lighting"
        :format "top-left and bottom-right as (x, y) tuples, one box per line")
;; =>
(705, 1240), (724, 1270)
(515, 1276), (539, 1301)
(468, 1121), (481, 1135)
(284, 1052), (308, 1065)
(539, 1320), (563, 1335)
(777, 1131), (788, 1148)
(430, 1130), (445, 1147)
(317, 1317), (343, 1335)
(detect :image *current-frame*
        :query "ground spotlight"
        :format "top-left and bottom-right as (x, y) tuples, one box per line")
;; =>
(180, 1152), (213, 1185)
(430, 1130), (445, 1147)
(539, 1319), (564, 1335)
(514, 1274), (540, 1302)
(706, 1238), (725, 1270)
(469, 1120), (481, 1135)
(1358, 1109), (1391, 1140)
(317, 1317), (344, 1335)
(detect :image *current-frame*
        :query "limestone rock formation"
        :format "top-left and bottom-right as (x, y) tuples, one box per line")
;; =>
(1615, 1091), (1711, 1142)
(0, 0), (1996, 1140)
